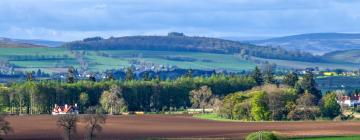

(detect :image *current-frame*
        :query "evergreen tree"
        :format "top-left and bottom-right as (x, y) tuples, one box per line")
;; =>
(142, 71), (150, 81)
(263, 65), (275, 84)
(125, 67), (134, 81)
(300, 70), (321, 102)
(283, 72), (298, 87)
(251, 66), (263, 86)
(185, 69), (193, 78)
(67, 66), (75, 83)
(88, 74), (96, 82)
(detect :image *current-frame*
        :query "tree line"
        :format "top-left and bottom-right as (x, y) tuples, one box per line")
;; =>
(0, 74), (256, 114)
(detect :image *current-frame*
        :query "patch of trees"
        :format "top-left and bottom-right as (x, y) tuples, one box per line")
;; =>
(217, 69), (341, 121)
(63, 35), (320, 62)
(0, 74), (256, 114)
(7, 54), (70, 61)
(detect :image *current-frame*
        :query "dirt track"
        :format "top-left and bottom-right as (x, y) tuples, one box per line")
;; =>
(4, 115), (360, 140)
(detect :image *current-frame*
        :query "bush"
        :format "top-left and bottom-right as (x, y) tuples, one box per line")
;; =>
(288, 107), (320, 120)
(333, 114), (354, 121)
(245, 131), (279, 140)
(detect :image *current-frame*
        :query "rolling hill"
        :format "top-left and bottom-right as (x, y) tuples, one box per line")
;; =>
(0, 37), (46, 48)
(250, 33), (360, 55)
(63, 33), (319, 62)
(323, 49), (360, 64)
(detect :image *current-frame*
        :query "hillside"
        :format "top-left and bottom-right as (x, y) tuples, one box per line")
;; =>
(12, 39), (64, 47)
(251, 33), (360, 55)
(63, 33), (319, 62)
(0, 37), (46, 48)
(323, 49), (360, 64)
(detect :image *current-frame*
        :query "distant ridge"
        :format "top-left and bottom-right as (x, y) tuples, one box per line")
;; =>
(63, 33), (319, 62)
(12, 39), (64, 47)
(251, 33), (360, 55)
(0, 37), (46, 48)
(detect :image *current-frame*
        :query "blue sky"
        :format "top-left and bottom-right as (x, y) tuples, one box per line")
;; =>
(0, 0), (360, 41)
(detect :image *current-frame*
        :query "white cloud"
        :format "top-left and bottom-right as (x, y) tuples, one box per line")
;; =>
(0, 0), (359, 40)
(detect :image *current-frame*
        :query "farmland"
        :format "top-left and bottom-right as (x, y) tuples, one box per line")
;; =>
(0, 48), (256, 72)
(2, 47), (360, 73)
(3, 115), (360, 140)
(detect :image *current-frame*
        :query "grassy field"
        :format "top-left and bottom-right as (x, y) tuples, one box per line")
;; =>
(192, 113), (237, 121)
(254, 57), (360, 70)
(0, 48), (256, 72)
(1, 47), (360, 73)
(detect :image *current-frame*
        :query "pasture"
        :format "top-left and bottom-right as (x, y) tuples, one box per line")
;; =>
(1, 47), (359, 73)
(0, 48), (256, 72)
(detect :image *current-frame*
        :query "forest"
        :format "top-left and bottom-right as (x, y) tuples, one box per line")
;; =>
(0, 73), (256, 114)
(63, 34), (320, 62)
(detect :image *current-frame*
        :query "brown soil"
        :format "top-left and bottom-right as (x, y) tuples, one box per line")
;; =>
(3, 115), (360, 140)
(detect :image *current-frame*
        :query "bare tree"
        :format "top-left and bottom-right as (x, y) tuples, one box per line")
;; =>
(57, 114), (78, 140)
(0, 115), (13, 139)
(189, 85), (212, 113)
(83, 107), (107, 140)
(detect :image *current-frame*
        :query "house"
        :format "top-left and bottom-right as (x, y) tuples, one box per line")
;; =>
(52, 104), (79, 115)
(337, 95), (360, 107)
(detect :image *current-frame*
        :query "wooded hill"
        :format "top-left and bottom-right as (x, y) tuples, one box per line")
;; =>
(251, 33), (360, 55)
(63, 33), (319, 62)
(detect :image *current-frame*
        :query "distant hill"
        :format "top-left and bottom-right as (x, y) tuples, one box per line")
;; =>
(0, 38), (46, 48)
(12, 39), (64, 47)
(250, 33), (360, 55)
(323, 49), (360, 64)
(63, 33), (319, 62)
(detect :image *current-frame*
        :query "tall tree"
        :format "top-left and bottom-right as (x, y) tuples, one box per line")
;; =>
(189, 85), (212, 113)
(321, 93), (341, 118)
(185, 69), (193, 78)
(283, 72), (298, 87)
(142, 72), (150, 81)
(300, 71), (321, 101)
(125, 67), (134, 81)
(251, 91), (270, 121)
(79, 92), (89, 113)
(263, 64), (275, 84)
(67, 66), (76, 83)
(100, 85), (126, 115)
(251, 66), (263, 86)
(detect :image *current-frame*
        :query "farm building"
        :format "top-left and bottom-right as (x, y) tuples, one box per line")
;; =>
(52, 104), (79, 115)
(337, 95), (360, 107)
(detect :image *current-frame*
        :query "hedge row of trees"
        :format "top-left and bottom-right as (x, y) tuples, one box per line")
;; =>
(0, 74), (256, 114)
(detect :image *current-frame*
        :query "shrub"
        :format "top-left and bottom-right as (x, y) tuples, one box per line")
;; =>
(245, 131), (279, 140)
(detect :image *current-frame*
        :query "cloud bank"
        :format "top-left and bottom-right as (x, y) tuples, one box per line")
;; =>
(0, 0), (359, 41)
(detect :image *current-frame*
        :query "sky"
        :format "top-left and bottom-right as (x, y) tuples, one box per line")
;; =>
(0, 0), (360, 41)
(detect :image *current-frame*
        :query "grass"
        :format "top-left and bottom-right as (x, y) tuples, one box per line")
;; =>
(254, 57), (360, 70)
(1, 48), (360, 73)
(0, 48), (257, 72)
(192, 113), (239, 122)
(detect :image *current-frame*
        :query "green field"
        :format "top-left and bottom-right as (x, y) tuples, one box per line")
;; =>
(1, 47), (359, 73)
(0, 48), (256, 72)
(255, 57), (360, 70)
(193, 113), (238, 122)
